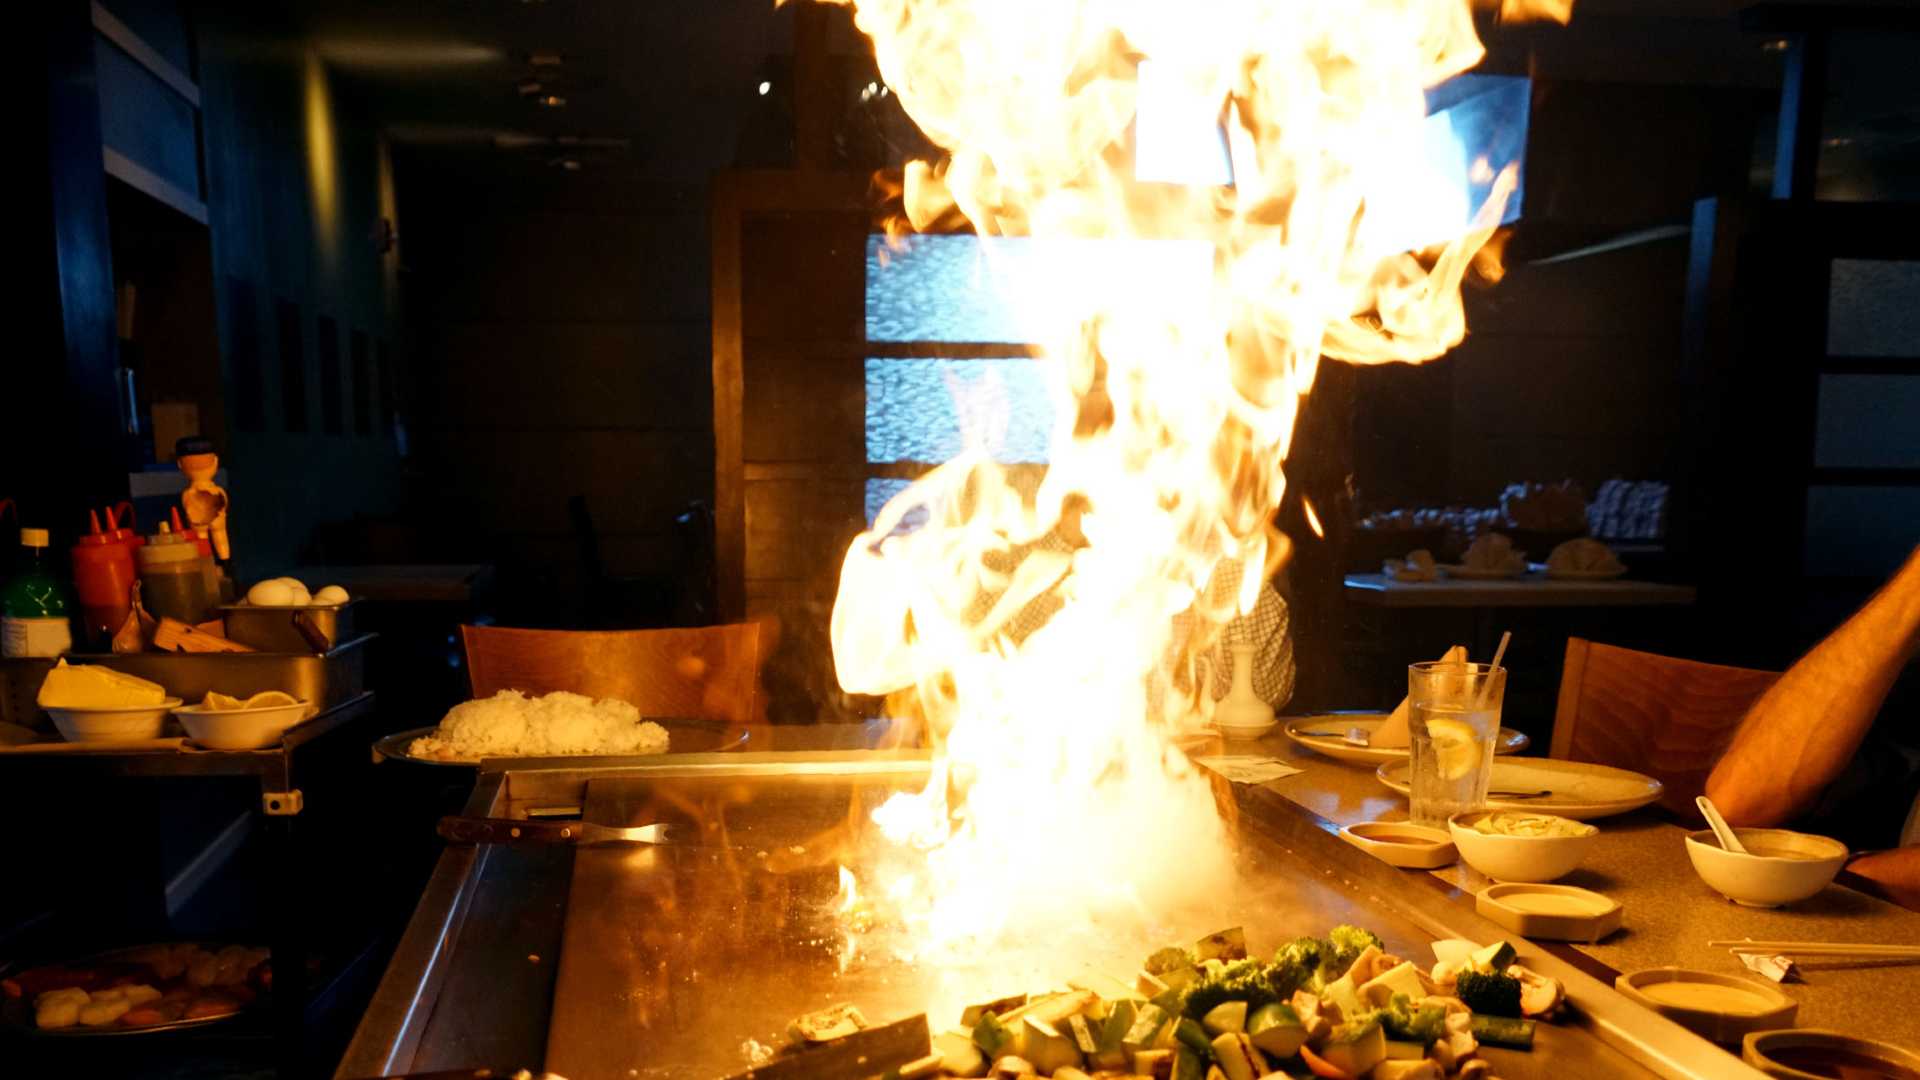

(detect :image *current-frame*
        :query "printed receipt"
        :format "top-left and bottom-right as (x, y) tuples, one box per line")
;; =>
(1198, 755), (1304, 785)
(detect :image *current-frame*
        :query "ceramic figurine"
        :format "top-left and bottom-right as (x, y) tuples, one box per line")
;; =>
(176, 440), (230, 560)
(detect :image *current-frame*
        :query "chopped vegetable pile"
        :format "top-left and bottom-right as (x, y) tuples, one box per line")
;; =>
(783, 926), (1565, 1080)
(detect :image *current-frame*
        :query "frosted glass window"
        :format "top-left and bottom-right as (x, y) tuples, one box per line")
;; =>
(865, 234), (1212, 344)
(1827, 260), (1920, 357)
(1814, 375), (1920, 468)
(866, 234), (1032, 344)
(865, 477), (914, 527)
(866, 358), (1054, 465)
(1805, 486), (1920, 577)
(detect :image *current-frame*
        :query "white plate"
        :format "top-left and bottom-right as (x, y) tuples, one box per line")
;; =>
(1439, 564), (1528, 580)
(1374, 756), (1664, 820)
(1284, 714), (1529, 766)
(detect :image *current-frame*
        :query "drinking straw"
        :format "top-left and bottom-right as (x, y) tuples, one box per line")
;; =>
(1476, 631), (1511, 708)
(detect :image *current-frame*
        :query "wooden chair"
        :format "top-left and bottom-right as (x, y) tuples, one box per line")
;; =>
(1551, 638), (1780, 817)
(459, 623), (764, 726)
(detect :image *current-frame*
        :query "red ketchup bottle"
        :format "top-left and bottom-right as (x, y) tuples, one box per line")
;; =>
(71, 510), (137, 648)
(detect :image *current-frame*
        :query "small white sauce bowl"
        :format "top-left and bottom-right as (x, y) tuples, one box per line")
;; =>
(1683, 828), (1846, 908)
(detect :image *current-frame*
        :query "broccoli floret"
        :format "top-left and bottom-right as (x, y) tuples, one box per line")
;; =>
(1273, 936), (1327, 971)
(1326, 925), (1385, 973)
(1375, 993), (1447, 1044)
(1455, 970), (1523, 1018)
(1182, 958), (1291, 1019)
(1270, 936), (1334, 992)
(1145, 946), (1197, 976)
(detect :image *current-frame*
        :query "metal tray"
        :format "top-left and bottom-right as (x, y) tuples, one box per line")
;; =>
(1, 943), (268, 1038)
(372, 719), (751, 767)
(218, 599), (358, 653)
(64, 634), (373, 712)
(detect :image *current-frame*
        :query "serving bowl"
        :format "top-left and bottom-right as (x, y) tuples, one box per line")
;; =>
(1684, 828), (1847, 908)
(173, 700), (316, 750)
(1744, 1028), (1920, 1079)
(46, 701), (182, 743)
(1448, 810), (1598, 882)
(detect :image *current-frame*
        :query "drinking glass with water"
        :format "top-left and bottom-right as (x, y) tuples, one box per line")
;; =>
(1407, 661), (1506, 827)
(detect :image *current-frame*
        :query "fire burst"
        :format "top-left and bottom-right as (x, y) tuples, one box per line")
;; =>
(827, 0), (1563, 983)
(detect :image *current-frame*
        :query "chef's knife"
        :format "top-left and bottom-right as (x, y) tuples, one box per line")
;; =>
(437, 815), (693, 847)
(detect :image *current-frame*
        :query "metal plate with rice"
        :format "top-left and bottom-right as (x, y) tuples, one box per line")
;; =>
(373, 717), (750, 767)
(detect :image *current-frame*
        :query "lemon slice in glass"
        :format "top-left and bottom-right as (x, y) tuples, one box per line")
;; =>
(1427, 717), (1482, 781)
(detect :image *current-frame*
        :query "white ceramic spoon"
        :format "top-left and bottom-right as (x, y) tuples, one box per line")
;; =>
(1695, 794), (1749, 855)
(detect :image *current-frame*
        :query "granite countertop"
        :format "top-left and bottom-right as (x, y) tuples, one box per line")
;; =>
(1236, 728), (1920, 1051)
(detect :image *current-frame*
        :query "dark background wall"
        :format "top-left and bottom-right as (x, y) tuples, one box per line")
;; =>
(197, 5), (406, 581)
(396, 155), (715, 624)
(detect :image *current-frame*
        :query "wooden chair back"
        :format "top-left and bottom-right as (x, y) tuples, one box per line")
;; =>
(1551, 638), (1780, 817)
(460, 622), (764, 726)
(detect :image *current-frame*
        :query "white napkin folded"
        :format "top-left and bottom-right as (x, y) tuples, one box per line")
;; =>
(1547, 537), (1625, 574)
(1371, 644), (1469, 749)
(1384, 549), (1438, 582)
(1462, 532), (1527, 574)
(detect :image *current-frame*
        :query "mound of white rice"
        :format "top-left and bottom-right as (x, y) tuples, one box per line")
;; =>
(409, 689), (670, 761)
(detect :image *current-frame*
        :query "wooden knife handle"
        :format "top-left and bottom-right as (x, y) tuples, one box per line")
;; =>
(437, 815), (581, 846)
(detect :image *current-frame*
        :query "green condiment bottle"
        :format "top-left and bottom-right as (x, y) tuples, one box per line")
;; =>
(1, 528), (75, 657)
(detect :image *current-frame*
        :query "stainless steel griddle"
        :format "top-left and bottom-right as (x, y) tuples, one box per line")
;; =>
(338, 745), (1767, 1080)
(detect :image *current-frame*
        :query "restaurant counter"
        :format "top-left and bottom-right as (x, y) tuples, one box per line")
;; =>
(1248, 728), (1920, 1052)
(335, 723), (1812, 1080)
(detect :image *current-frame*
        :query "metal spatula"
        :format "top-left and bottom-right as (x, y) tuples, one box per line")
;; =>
(437, 815), (694, 847)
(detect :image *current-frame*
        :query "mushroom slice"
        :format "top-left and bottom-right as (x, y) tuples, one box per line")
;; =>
(1508, 965), (1565, 1018)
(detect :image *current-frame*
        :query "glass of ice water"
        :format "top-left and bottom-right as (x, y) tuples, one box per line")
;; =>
(1407, 661), (1506, 827)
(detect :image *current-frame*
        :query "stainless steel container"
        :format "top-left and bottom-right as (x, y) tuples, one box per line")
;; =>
(219, 600), (358, 653)
(65, 633), (374, 710)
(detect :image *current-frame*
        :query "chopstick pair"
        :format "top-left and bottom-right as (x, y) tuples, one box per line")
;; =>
(1708, 940), (1920, 959)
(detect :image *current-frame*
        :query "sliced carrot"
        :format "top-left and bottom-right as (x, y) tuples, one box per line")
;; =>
(1298, 1044), (1355, 1080)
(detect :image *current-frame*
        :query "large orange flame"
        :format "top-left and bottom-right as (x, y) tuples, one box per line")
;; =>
(826, 0), (1564, 993)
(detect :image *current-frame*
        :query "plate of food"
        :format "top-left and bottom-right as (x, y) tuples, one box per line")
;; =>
(1284, 713), (1529, 766)
(373, 689), (749, 767)
(1375, 758), (1664, 820)
(1, 943), (269, 1036)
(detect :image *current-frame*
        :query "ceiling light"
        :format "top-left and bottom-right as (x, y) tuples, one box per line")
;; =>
(1761, 38), (1790, 53)
(536, 94), (567, 108)
(758, 80), (772, 96)
(553, 157), (581, 171)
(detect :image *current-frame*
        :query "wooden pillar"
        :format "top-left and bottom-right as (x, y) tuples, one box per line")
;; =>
(792, 0), (837, 171)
